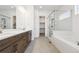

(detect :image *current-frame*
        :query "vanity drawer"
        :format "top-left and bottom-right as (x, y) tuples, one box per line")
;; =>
(0, 43), (17, 53)
(0, 36), (17, 51)
(16, 37), (27, 53)
(17, 32), (27, 39)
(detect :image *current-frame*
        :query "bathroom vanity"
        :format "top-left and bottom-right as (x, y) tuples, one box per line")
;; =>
(0, 29), (31, 53)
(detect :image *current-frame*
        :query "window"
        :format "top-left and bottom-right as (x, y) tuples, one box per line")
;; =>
(75, 5), (79, 15)
(59, 11), (71, 20)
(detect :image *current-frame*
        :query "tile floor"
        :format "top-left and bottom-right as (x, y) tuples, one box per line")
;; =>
(25, 37), (60, 53)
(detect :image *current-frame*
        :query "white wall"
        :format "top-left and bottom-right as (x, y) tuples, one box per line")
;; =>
(34, 9), (50, 38)
(34, 9), (39, 37)
(16, 6), (34, 40)
(72, 14), (79, 41)
(55, 17), (72, 31)
(54, 10), (72, 31)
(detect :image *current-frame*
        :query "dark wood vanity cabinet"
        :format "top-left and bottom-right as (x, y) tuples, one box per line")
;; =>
(0, 31), (32, 53)
(0, 43), (17, 53)
(16, 31), (31, 53)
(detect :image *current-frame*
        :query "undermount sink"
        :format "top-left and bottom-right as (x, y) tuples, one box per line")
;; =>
(0, 29), (29, 40)
(0, 29), (24, 40)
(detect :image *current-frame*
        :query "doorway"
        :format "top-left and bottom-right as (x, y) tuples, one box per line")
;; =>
(39, 16), (45, 37)
(13, 16), (16, 29)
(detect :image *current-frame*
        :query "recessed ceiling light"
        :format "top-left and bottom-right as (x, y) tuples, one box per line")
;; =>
(11, 6), (14, 8)
(40, 6), (42, 8)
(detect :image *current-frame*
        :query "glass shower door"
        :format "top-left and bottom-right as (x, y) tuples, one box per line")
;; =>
(49, 15), (55, 37)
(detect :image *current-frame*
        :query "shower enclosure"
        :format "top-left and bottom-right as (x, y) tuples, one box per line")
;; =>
(48, 11), (55, 37)
(48, 9), (72, 37)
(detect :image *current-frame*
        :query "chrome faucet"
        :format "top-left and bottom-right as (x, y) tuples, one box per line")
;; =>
(0, 23), (2, 33)
(0, 19), (3, 33)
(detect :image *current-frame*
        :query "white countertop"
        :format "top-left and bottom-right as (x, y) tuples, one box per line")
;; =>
(0, 29), (31, 40)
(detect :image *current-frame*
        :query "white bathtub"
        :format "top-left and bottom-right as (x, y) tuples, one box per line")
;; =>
(49, 31), (79, 53)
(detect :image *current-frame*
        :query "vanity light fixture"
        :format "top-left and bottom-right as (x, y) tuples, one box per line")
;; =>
(40, 6), (43, 8)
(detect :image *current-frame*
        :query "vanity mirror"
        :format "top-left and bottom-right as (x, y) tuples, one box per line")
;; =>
(0, 5), (16, 29)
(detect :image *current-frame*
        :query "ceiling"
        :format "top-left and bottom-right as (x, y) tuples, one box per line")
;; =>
(0, 5), (16, 11)
(34, 5), (73, 11)
(0, 5), (73, 14)
(0, 5), (61, 12)
(34, 5), (62, 11)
